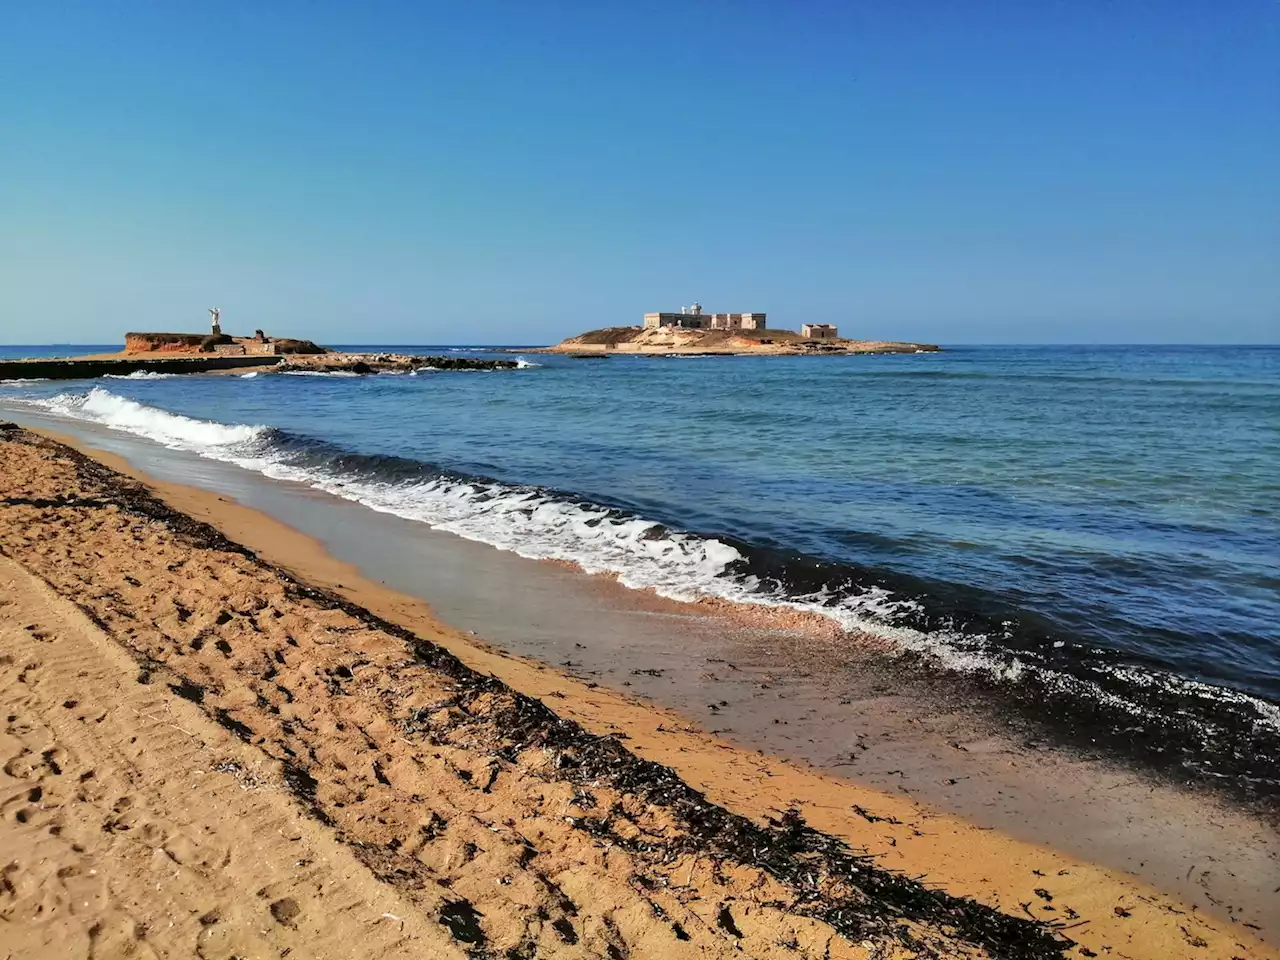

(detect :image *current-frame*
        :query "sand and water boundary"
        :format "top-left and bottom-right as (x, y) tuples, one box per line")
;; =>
(0, 421), (1274, 958)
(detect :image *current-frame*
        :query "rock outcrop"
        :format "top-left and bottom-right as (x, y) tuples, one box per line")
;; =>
(541, 327), (940, 356)
(273, 338), (328, 355)
(277, 353), (517, 374)
(124, 332), (329, 356)
(124, 332), (209, 353)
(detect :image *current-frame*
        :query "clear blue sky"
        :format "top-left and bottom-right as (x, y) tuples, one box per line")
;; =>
(1, 2), (1276, 345)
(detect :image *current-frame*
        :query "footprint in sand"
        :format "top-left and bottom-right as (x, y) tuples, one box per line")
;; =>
(102, 795), (148, 834)
(3, 713), (37, 738)
(256, 882), (305, 928)
(194, 908), (272, 960)
(74, 769), (109, 804)
(161, 832), (227, 872)
(87, 914), (159, 960)
(1, 788), (52, 830)
(1, 854), (107, 926)
(3, 749), (40, 780)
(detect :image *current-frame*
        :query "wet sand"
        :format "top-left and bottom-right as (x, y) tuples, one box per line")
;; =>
(7, 404), (1276, 943)
(0, 420), (1274, 958)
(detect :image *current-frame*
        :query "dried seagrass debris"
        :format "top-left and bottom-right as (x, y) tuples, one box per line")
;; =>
(6, 424), (1073, 959)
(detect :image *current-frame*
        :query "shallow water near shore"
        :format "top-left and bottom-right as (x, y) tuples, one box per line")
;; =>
(5, 407), (1280, 941)
(3, 344), (1279, 799)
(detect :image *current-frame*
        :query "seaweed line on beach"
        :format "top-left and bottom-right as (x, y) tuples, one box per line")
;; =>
(0, 422), (1076, 958)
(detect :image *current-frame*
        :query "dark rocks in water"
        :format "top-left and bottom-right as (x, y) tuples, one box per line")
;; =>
(408, 355), (518, 371)
(277, 354), (519, 375)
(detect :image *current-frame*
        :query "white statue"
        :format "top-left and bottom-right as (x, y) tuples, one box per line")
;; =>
(691, 301), (702, 315)
(209, 307), (221, 334)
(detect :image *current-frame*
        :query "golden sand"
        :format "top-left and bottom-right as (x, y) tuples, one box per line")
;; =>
(0, 423), (1270, 959)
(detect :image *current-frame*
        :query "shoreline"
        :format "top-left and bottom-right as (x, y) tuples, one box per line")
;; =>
(6, 378), (1274, 814)
(1, 420), (1273, 958)
(6, 399), (1280, 938)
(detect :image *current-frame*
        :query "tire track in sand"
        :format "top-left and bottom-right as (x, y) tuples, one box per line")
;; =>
(0, 553), (462, 959)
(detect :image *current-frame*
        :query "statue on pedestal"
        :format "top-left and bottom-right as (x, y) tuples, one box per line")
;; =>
(209, 307), (222, 336)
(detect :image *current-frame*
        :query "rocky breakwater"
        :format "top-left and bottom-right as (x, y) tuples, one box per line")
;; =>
(277, 352), (518, 374)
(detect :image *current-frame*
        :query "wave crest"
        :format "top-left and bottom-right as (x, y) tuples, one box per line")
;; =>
(103, 370), (175, 380)
(31, 387), (269, 449)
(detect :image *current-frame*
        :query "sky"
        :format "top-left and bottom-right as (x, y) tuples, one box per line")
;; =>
(1, 2), (1277, 345)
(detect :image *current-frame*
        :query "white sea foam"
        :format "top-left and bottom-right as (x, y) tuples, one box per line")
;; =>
(282, 370), (361, 377)
(0, 378), (49, 386)
(239, 371), (260, 379)
(513, 357), (541, 369)
(29, 387), (268, 450)
(103, 370), (175, 380)
(255, 464), (748, 602)
(18, 387), (1280, 744)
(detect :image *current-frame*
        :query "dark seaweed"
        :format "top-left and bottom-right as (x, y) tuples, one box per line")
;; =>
(168, 679), (206, 704)
(1, 423), (1073, 958)
(439, 899), (487, 945)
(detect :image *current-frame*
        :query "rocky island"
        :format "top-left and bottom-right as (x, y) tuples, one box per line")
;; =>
(540, 306), (939, 356)
(0, 309), (518, 380)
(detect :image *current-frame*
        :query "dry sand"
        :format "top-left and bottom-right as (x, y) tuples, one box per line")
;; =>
(0, 554), (453, 959)
(0, 422), (1272, 960)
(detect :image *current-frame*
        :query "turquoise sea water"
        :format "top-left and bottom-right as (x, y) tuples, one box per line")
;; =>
(3, 344), (1278, 792)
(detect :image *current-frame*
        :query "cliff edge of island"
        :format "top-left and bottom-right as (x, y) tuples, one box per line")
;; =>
(540, 326), (941, 356)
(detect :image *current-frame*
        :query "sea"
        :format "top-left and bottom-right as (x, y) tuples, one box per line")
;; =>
(3, 344), (1278, 798)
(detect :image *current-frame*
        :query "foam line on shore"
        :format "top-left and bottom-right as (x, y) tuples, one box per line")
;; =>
(12, 386), (1280, 795)
(11, 419), (1273, 958)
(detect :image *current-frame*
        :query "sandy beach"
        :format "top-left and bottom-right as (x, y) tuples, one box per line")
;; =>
(0, 421), (1273, 960)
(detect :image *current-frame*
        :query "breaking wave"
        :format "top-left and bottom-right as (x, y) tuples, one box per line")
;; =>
(16, 386), (1280, 796)
(281, 370), (361, 377)
(103, 370), (175, 380)
(30, 387), (269, 449)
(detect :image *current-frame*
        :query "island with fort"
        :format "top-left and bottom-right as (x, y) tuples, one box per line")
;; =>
(541, 303), (940, 356)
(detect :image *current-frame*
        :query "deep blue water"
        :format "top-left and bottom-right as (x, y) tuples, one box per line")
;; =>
(4, 344), (1279, 788)
(0, 344), (120, 359)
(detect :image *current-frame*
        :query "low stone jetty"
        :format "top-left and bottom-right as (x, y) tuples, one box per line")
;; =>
(0, 354), (282, 381)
